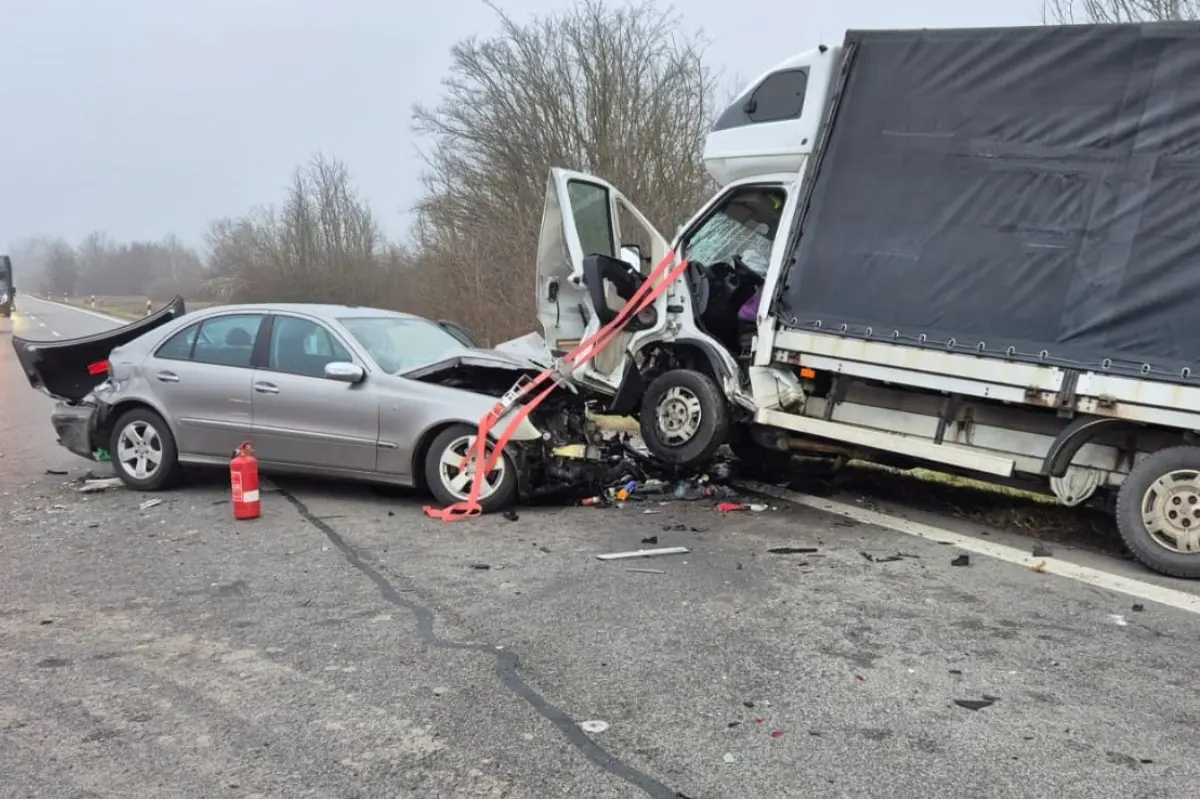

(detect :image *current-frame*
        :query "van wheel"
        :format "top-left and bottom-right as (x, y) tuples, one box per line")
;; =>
(1115, 445), (1200, 578)
(639, 369), (729, 467)
(424, 423), (517, 513)
(109, 407), (181, 491)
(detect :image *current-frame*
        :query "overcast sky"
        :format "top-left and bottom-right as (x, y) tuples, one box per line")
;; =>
(0, 0), (1042, 251)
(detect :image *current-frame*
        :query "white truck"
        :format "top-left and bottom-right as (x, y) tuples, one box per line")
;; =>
(534, 21), (1200, 578)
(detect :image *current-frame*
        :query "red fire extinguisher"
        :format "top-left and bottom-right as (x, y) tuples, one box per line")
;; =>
(230, 441), (260, 520)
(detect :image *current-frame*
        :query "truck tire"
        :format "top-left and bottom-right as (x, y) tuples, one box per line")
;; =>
(728, 423), (795, 477)
(1115, 445), (1200, 578)
(423, 423), (517, 513)
(639, 369), (729, 467)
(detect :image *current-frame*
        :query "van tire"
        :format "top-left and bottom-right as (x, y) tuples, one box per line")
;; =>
(1115, 445), (1200, 578)
(639, 369), (729, 467)
(108, 407), (181, 491)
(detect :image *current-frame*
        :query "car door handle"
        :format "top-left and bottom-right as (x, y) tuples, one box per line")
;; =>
(253, 381), (280, 394)
(156, 371), (180, 383)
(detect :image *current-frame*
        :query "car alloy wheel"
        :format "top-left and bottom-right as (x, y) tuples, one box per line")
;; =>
(438, 433), (506, 500)
(116, 419), (165, 481)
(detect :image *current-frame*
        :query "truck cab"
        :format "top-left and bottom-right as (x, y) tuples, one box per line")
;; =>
(535, 46), (843, 465)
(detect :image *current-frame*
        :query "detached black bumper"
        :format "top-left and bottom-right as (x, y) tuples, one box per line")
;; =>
(51, 403), (100, 460)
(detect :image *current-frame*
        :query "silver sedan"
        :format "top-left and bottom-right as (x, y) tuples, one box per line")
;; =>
(13, 299), (596, 511)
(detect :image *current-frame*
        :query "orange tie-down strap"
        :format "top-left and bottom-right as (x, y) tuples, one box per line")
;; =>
(425, 250), (690, 521)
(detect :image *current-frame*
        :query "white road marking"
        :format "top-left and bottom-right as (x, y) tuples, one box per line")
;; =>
(37, 321), (46, 327)
(21, 296), (124, 324)
(736, 479), (1200, 616)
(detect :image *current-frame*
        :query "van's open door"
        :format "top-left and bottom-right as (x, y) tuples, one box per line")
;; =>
(535, 168), (670, 393)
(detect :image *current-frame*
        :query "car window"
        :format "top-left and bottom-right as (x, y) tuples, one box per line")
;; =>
(155, 322), (200, 361)
(269, 315), (354, 377)
(192, 314), (265, 368)
(339, 316), (464, 373)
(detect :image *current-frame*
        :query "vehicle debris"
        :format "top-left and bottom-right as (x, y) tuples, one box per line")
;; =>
(469, 563), (492, 570)
(1132, 603), (1145, 612)
(641, 535), (659, 544)
(624, 568), (666, 575)
(44, 468), (68, 476)
(1108, 614), (1129, 627)
(596, 546), (690, 561)
(954, 697), (997, 711)
(78, 477), (124, 493)
(950, 554), (971, 567)
(1032, 561), (1048, 573)
(1032, 543), (1053, 558)
(768, 546), (819, 555)
(861, 552), (906, 563)
(138, 498), (162, 511)
(579, 720), (609, 734)
(722, 752), (736, 764)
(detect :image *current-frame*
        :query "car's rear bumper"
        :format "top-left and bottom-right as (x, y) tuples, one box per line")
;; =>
(51, 403), (100, 460)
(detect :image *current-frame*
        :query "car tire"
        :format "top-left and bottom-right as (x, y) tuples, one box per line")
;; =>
(109, 407), (181, 491)
(728, 423), (795, 477)
(1115, 445), (1200, 578)
(424, 423), (517, 513)
(639, 368), (729, 467)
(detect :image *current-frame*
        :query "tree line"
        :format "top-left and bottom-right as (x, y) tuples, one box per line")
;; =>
(10, 0), (1190, 345)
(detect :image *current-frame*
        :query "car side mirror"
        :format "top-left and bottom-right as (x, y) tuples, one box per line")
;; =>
(325, 361), (365, 383)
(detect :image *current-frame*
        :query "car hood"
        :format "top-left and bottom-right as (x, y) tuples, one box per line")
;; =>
(400, 347), (544, 381)
(12, 296), (187, 403)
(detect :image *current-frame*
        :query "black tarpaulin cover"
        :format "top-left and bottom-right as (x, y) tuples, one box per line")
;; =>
(774, 23), (1200, 384)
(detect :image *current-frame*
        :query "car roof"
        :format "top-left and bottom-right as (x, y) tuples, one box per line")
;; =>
(197, 302), (425, 321)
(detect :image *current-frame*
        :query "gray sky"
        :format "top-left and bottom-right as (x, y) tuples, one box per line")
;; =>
(0, 0), (1041, 251)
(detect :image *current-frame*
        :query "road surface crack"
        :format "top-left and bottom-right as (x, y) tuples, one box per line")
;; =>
(278, 486), (681, 799)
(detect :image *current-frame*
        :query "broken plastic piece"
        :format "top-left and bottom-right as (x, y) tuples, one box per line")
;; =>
(954, 697), (995, 711)
(596, 546), (690, 561)
(579, 720), (609, 734)
(139, 498), (162, 511)
(950, 554), (970, 567)
(78, 478), (124, 493)
(717, 502), (747, 512)
(768, 546), (819, 555)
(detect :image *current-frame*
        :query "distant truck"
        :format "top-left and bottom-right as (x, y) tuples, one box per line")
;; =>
(0, 255), (14, 317)
(533, 22), (1200, 578)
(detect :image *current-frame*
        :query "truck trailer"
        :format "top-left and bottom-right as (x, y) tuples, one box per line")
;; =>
(533, 22), (1200, 578)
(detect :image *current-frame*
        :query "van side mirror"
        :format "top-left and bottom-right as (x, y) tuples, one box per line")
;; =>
(620, 245), (643, 270)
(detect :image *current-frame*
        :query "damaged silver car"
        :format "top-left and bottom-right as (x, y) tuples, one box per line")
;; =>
(12, 299), (627, 510)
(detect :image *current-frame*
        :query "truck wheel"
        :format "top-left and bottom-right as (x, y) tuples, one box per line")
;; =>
(639, 369), (729, 467)
(109, 407), (181, 491)
(1115, 445), (1200, 578)
(424, 423), (517, 513)
(728, 423), (795, 477)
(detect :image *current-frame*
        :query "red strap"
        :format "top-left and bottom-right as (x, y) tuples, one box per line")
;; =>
(425, 250), (688, 521)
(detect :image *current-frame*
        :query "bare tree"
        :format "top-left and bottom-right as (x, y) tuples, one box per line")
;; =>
(205, 153), (405, 307)
(411, 0), (720, 343)
(44, 237), (79, 296)
(1042, 0), (1198, 22)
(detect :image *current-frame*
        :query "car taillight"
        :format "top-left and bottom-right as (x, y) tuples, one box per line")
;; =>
(87, 360), (110, 376)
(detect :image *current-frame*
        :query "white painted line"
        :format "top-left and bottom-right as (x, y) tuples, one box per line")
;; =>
(736, 479), (1200, 616)
(24, 296), (124, 324)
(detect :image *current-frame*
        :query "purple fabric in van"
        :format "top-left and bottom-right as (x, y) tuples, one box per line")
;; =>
(738, 288), (762, 323)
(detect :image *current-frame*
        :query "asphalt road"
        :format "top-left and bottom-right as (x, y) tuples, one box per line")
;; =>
(4, 296), (1200, 798)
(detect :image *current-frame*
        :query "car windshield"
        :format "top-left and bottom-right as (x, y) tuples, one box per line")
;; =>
(338, 316), (467, 373)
